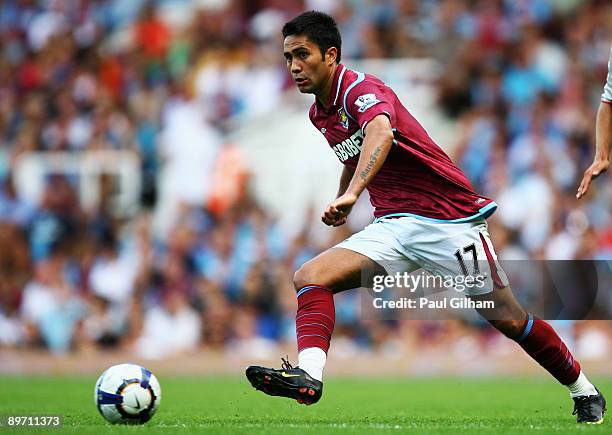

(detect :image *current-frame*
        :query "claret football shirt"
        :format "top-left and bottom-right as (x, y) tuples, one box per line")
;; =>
(309, 64), (497, 222)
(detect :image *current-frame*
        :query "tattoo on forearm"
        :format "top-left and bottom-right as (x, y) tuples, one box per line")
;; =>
(359, 145), (382, 181)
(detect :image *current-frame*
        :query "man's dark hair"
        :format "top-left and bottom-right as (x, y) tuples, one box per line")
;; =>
(282, 11), (342, 63)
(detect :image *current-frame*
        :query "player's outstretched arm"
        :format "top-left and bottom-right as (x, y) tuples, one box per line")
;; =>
(577, 101), (611, 199)
(322, 114), (394, 226)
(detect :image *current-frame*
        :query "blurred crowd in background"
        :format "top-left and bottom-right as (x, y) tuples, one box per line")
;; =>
(0, 0), (611, 361)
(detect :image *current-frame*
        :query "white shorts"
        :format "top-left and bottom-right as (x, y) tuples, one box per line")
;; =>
(335, 216), (509, 296)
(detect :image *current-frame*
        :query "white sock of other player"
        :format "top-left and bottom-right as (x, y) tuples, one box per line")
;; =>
(298, 347), (326, 382)
(567, 371), (598, 398)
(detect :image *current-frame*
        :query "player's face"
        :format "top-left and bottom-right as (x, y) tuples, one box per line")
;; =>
(283, 35), (335, 95)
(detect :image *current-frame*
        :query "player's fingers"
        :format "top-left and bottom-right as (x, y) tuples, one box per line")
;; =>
(577, 172), (590, 196)
(332, 217), (347, 227)
(576, 173), (592, 199)
(325, 205), (346, 222)
(322, 211), (337, 226)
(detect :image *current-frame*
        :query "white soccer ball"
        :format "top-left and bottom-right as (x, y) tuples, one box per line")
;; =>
(94, 363), (162, 424)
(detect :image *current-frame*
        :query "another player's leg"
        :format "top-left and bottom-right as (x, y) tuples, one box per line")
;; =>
(246, 247), (383, 405)
(471, 286), (606, 424)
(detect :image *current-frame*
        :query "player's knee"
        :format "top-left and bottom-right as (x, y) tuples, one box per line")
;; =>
(293, 261), (331, 291)
(488, 319), (525, 340)
(293, 264), (318, 290)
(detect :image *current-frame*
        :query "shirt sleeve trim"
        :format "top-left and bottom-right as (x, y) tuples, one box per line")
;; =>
(361, 111), (393, 134)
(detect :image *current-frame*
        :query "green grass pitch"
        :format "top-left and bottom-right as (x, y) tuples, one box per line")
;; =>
(0, 376), (610, 434)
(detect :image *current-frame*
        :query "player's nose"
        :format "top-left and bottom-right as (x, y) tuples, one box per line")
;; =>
(290, 63), (302, 74)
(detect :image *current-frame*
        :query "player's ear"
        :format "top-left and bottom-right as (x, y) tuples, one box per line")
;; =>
(325, 47), (337, 66)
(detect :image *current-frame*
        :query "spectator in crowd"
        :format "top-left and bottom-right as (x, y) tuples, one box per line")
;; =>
(135, 288), (202, 359)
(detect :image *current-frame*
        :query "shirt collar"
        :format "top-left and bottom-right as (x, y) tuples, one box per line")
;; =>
(317, 64), (346, 110)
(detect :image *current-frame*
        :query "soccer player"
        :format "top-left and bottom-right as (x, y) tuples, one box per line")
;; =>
(246, 11), (606, 423)
(577, 45), (612, 199)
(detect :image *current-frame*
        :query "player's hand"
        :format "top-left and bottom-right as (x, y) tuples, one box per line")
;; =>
(576, 159), (609, 199)
(322, 193), (358, 226)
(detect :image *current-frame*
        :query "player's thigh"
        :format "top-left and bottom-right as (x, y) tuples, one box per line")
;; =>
(295, 220), (414, 293)
(396, 217), (527, 336)
(401, 218), (509, 296)
(294, 247), (384, 293)
(456, 223), (528, 322)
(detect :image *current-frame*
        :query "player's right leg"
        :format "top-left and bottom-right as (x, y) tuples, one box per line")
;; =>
(246, 246), (386, 405)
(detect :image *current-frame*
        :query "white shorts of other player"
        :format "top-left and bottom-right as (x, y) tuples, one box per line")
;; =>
(335, 216), (509, 296)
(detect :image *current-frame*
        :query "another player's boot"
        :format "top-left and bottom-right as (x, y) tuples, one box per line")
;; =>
(246, 357), (323, 405)
(572, 388), (606, 424)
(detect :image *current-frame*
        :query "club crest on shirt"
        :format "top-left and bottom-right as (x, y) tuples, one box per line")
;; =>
(354, 93), (380, 113)
(338, 107), (349, 129)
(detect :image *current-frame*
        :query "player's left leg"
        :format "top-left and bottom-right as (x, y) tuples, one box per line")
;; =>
(404, 217), (605, 424)
(461, 227), (606, 424)
(470, 286), (606, 423)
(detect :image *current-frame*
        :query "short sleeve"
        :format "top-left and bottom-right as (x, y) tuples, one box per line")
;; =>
(603, 47), (612, 103)
(344, 77), (396, 131)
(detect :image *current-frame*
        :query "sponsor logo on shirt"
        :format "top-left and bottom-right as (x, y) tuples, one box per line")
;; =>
(354, 93), (381, 113)
(475, 198), (486, 205)
(338, 107), (349, 129)
(332, 129), (364, 162)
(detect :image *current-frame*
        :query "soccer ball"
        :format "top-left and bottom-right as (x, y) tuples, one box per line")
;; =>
(94, 363), (162, 424)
